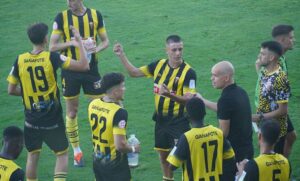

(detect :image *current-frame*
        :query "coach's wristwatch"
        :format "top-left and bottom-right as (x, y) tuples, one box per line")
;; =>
(259, 112), (265, 121)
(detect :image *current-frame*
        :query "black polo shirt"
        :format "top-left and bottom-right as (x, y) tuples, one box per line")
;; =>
(217, 83), (253, 161)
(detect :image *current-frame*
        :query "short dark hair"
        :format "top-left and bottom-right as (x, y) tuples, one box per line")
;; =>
(27, 23), (48, 45)
(272, 24), (294, 38)
(261, 41), (283, 57)
(166, 35), (182, 44)
(101, 72), (125, 92)
(260, 120), (280, 146)
(186, 98), (206, 122)
(3, 126), (23, 141)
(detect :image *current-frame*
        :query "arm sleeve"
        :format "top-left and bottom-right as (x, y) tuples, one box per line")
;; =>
(183, 68), (197, 94)
(167, 134), (189, 168)
(96, 10), (106, 34)
(275, 73), (290, 103)
(112, 109), (128, 135)
(222, 138), (235, 159)
(243, 160), (259, 181)
(9, 168), (25, 181)
(50, 52), (71, 70)
(7, 57), (20, 85)
(52, 12), (64, 35)
(217, 97), (233, 120)
(139, 60), (159, 78)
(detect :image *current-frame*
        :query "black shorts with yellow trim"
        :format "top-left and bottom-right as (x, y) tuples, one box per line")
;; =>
(93, 154), (131, 181)
(61, 70), (105, 98)
(154, 115), (190, 151)
(24, 121), (68, 154)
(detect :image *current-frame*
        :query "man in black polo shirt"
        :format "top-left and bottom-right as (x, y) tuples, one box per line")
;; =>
(196, 61), (253, 162)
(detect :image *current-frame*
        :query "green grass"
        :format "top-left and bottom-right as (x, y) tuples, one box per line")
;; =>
(0, 0), (299, 180)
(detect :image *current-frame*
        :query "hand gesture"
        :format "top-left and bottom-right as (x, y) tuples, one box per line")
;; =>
(236, 159), (249, 175)
(134, 144), (141, 153)
(70, 26), (81, 47)
(183, 92), (196, 99)
(252, 114), (260, 122)
(159, 84), (170, 97)
(113, 42), (124, 57)
(195, 92), (204, 100)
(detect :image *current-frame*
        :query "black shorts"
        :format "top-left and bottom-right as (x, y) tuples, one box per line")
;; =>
(24, 122), (68, 154)
(274, 135), (286, 154)
(232, 144), (254, 162)
(154, 116), (190, 150)
(93, 155), (131, 181)
(220, 157), (236, 181)
(287, 114), (294, 133)
(61, 70), (104, 98)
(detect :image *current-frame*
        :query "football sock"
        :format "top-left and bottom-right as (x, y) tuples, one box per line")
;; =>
(27, 179), (38, 181)
(163, 176), (174, 181)
(66, 116), (80, 152)
(54, 172), (67, 181)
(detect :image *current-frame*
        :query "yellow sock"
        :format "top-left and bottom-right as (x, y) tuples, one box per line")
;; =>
(54, 172), (67, 181)
(27, 179), (38, 181)
(66, 116), (80, 149)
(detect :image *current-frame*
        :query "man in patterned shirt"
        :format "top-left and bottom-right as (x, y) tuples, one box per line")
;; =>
(252, 41), (290, 154)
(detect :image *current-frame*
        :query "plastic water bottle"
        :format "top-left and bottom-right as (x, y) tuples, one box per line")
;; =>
(127, 134), (140, 167)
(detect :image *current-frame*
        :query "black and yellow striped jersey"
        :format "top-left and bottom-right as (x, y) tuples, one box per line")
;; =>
(243, 153), (291, 181)
(52, 8), (106, 74)
(167, 125), (235, 181)
(88, 98), (128, 162)
(7, 51), (70, 126)
(0, 157), (24, 181)
(139, 59), (196, 119)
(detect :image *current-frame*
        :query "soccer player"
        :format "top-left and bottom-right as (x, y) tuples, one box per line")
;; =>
(7, 23), (89, 181)
(88, 72), (140, 181)
(255, 25), (296, 157)
(167, 98), (236, 181)
(236, 120), (291, 181)
(114, 35), (197, 181)
(49, 0), (110, 166)
(196, 61), (253, 162)
(0, 126), (24, 181)
(252, 41), (290, 154)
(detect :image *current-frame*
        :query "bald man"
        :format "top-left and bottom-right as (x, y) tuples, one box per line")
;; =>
(196, 61), (253, 162)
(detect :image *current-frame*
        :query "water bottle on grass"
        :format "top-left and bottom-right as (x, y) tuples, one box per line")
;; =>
(127, 134), (140, 167)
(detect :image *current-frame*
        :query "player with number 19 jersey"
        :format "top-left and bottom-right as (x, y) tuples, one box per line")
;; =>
(7, 51), (70, 128)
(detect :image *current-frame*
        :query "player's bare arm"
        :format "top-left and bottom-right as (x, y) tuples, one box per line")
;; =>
(94, 31), (109, 53)
(49, 30), (78, 52)
(114, 134), (140, 153)
(7, 83), (21, 96)
(252, 103), (288, 122)
(159, 84), (191, 105)
(113, 43), (145, 77)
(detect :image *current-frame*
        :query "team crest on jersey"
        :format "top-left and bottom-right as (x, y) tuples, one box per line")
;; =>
(53, 22), (58, 30)
(94, 80), (102, 89)
(118, 120), (126, 128)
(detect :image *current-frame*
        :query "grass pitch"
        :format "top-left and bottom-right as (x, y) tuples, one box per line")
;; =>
(0, 0), (299, 180)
